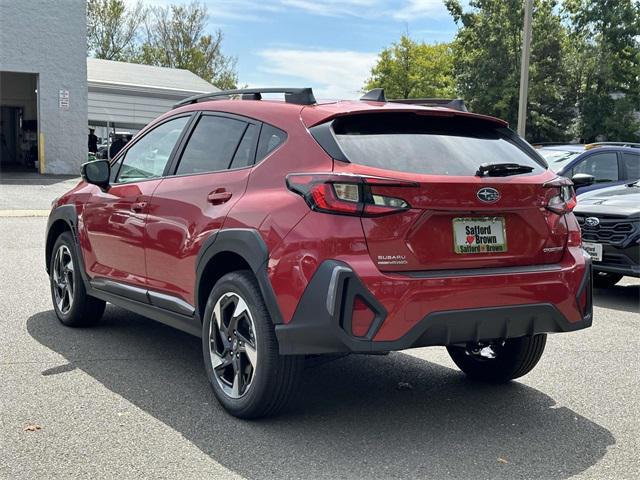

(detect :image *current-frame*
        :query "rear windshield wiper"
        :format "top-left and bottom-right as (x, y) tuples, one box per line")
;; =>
(476, 163), (534, 177)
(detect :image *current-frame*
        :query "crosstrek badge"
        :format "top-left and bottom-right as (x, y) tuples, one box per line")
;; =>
(453, 217), (508, 254)
(377, 255), (408, 265)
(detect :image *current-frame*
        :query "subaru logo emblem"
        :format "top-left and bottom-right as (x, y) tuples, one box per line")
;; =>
(585, 217), (600, 227)
(477, 187), (500, 203)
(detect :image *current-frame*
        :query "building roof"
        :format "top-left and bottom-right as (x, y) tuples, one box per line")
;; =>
(87, 58), (217, 96)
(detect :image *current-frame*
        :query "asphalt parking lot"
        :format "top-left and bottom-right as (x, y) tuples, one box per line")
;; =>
(0, 179), (638, 479)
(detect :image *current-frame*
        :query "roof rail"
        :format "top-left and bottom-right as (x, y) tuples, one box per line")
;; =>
(584, 141), (640, 150)
(173, 87), (316, 109)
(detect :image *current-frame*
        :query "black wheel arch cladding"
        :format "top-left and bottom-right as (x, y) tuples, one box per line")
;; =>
(195, 228), (284, 325)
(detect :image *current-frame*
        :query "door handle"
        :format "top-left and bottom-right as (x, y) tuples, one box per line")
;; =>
(207, 189), (232, 205)
(131, 201), (147, 213)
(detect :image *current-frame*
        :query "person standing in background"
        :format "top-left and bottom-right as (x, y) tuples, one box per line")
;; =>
(88, 128), (98, 154)
(109, 135), (126, 159)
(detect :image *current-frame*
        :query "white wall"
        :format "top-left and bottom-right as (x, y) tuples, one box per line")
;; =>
(88, 89), (186, 130)
(0, 0), (87, 174)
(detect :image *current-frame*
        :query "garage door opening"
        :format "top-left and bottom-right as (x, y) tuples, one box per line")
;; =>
(0, 72), (39, 173)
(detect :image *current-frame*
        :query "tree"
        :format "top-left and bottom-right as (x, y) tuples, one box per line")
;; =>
(445, 0), (574, 142)
(563, 0), (640, 141)
(364, 36), (456, 99)
(137, 2), (238, 89)
(87, 0), (146, 61)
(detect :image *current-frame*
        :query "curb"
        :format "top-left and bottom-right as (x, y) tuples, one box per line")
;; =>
(0, 210), (50, 218)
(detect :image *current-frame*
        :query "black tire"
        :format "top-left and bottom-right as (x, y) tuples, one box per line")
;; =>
(447, 334), (547, 383)
(593, 271), (623, 288)
(49, 232), (106, 327)
(202, 270), (304, 419)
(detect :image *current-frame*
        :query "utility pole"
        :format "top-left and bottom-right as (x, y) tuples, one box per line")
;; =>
(517, 0), (533, 138)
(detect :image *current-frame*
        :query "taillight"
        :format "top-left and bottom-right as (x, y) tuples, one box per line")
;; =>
(543, 177), (577, 214)
(286, 173), (415, 217)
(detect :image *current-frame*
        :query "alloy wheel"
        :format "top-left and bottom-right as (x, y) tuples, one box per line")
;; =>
(208, 292), (258, 399)
(52, 245), (74, 314)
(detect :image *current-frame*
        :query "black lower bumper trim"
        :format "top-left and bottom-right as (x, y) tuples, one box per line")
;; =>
(593, 264), (640, 277)
(276, 259), (593, 355)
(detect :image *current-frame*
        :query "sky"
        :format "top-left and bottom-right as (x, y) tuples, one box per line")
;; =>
(135, 0), (461, 99)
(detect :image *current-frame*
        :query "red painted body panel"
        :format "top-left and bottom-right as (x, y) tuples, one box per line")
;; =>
(51, 97), (588, 352)
(143, 168), (252, 304)
(81, 179), (162, 288)
(268, 209), (587, 340)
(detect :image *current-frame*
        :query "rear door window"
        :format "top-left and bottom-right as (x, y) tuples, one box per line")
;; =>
(328, 113), (544, 176)
(622, 152), (640, 180)
(176, 115), (247, 175)
(573, 152), (619, 183)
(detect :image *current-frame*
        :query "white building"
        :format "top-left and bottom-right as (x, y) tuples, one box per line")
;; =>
(0, 0), (217, 175)
(0, 0), (87, 174)
(88, 58), (218, 140)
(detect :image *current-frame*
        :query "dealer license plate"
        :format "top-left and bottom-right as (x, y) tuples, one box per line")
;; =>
(582, 242), (603, 262)
(453, 217), (507, 254)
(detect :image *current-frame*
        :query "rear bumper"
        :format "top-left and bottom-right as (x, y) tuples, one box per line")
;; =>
(276, 251), (593, 355)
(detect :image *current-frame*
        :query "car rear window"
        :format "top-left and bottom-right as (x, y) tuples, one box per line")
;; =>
(330, 113), (545, 176)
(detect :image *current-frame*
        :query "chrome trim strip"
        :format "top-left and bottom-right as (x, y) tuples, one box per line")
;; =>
(91, 278), (149, 304)
(399, 263), (562, 279)
(326, 266), (352, 315)
(90, 278), (195, 316)
(148, 290), (195, 316)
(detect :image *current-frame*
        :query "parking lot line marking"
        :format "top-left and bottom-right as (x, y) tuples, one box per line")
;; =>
(0, 209), (50, 217)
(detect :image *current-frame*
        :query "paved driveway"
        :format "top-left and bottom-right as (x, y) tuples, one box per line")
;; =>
(0, 215), (638, 479)
(0, 174), (638, 479)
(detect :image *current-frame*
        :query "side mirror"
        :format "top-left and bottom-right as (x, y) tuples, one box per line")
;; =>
(571, 173), (595, 187)
(81, 159), (110, 189)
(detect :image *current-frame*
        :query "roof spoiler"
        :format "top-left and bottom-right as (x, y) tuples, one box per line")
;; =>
(173, 87), (317, 108)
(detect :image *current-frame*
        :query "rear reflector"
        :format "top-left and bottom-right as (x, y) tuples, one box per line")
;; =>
(351, 296), (375, 337)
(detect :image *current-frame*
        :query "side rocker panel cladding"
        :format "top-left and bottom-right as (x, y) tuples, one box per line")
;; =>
(195, 228), (284, 324)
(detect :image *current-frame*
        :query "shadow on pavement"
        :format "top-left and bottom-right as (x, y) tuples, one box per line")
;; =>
(593, 283), (639, 314)
(28, 308), (614, 480)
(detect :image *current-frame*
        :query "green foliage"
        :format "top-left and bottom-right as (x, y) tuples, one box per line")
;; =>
(365, 36), (456, 99)
(87, 0), (146, 61)
(563, 0), (640, 141)
(137, 2), (237, 89)
(445, 0), (574, 142)
(442, 0), (640, 142)
(87, 1), (237, 90)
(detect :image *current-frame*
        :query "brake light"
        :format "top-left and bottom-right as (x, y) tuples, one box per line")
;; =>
(543, 177), (576, 214)
(286, 173), (415, 217)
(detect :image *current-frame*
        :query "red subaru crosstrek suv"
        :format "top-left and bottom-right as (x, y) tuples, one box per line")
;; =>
(46, 88), (592, 418)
